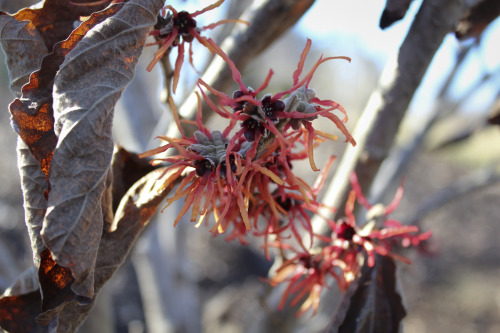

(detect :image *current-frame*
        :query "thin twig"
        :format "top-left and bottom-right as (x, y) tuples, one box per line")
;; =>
(372, 60), (500, 205)
(404, 163), (500, 227)
(429, 67), (500, 149)
(159, 48), (174, 104)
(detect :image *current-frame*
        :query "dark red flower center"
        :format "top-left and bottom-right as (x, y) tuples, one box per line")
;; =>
(232, 90), (247, 112)
(261, 95), (285, 122)
(194, 159), (213, 177)
(336, 222), (356, 241)
(276, 196), (301, 211)
(173, 11), (197, 36)
(299, 255), (313, 269)
(219, 155), (237, 178)
(242, 118), (265, 142)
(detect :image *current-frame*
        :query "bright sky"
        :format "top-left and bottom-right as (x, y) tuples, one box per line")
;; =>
(297, 0), (500, 116)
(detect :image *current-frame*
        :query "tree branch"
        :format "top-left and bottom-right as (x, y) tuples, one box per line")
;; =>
(310, 0), (467, 239)
(369, 43), (475, 204)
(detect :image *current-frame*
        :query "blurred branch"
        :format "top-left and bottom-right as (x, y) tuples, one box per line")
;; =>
(213, 0), (252, 46)
(133, 214), (201, 333)
(0, 239), (23, 291)
(369, 43), (476, 203)
(379, 0), (413, 29)
(404, 163), (500, 227)
(488, 91), (500, 126)
(157, 0), (315, 141)
(429, 69), (500, 150)
(455, 0), (500, 40)
(310, 0), (467, 239)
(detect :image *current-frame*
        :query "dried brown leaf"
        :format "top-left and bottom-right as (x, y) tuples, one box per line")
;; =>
(0, 12), (49, 265)
(7, 6), (124, 302)
(0, 166), (174, 333)
(0, 12), (48, 97)
(0, 1), (163, 330)
(12, 0), (110, 51)
(41, 166), (177, 332)
(111, 145), (157, 211)
(326, 255), (406, 333)
(40, 0), (164, 300)
(9, 4), (123, 181)
(98, 166), (177, 289)
(0, 268), (43, 333)
(0, 290), (44, 333)
(17, 139), (48, 266)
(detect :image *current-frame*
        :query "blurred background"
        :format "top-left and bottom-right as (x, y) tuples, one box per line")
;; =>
(1, 0), (500, 332)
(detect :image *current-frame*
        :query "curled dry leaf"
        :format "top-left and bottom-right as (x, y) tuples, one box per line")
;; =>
(1, 0), (164, 330)
(0, 165), (175, 333)
(98, 166), (178, 290)
(11, 0), (110, 51)
(9, 4), (123, 181)
(42, 166), (177, 332)
(111, 146), (158, 212)
(41, 0), (164, 300)
(4, 6), (125, 326)
(17, 139), (48, 266)
(0, 12), (48, 97)
(0, 290), (44, 333)
(0, 8), (50, 265)
(5, 7), (125, 322)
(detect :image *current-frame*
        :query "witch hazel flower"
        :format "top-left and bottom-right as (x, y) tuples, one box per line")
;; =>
(249, 155), (337, 260)
(140, 96), (242, 227)
(199, 38), (356, 172)
(192, 38), (361, 249)
(337, 173), (433, 267)
(147, 0), (247, 93)
(272, 38), (357, 170)
(269, 242), (346, 317)
(325, 173), (431, 280)
(141, 95), (292, 235)
(197, 38), (282, 143)
(269, 172), (431, 316)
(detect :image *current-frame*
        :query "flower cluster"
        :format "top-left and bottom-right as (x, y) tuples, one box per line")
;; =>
(269, 173), (432, 315)
(198, 38), (355, 170)
(142, 3), (430, 316)
(147, 0), (247, 93)
(142, 36), (356, 246)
